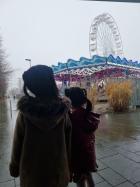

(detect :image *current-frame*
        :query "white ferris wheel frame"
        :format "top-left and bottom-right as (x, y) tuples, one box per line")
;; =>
(89, 13), (123, 58)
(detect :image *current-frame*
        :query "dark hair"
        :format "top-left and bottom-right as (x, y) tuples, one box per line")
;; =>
(65, 87), (92, 113)
(22, 65), (59, 100)
(64, 88), (70, 98)
(82, 88), (87, 97)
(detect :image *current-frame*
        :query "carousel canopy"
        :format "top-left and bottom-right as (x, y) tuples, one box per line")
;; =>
(52, 55), (140, 75)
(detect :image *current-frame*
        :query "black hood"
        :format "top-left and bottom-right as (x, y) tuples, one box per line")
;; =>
(17, 96), (68, 131)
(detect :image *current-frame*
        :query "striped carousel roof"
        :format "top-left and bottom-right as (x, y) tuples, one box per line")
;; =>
(52, 55), (140, 76)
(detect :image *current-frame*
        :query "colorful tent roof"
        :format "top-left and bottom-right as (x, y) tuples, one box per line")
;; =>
(52, 55), (140, 74)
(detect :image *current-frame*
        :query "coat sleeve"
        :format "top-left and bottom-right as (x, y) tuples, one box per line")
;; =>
(9, 112), (25, 177)
(65, 114), (72, 173)
(84, 112), (100, 133)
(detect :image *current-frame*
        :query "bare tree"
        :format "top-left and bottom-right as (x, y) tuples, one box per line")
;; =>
(0, 37), (12, 97)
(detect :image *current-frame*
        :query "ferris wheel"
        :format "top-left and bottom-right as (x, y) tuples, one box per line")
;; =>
(89, 13), (123, 58)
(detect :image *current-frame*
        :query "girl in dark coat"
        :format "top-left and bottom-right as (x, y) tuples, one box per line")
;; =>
(66, 87), (100, 187)
(9, 65), (71, 187)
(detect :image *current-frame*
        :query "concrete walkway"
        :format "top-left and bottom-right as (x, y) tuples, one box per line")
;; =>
(1, 99), (140, 187)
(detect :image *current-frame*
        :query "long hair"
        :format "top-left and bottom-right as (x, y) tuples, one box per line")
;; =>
(22, 65), (59, 101)
(65, 87), (92, 113)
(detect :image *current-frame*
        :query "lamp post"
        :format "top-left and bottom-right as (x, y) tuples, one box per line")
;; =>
(66, 62), (70, 87)
(25, 59), (31, 68)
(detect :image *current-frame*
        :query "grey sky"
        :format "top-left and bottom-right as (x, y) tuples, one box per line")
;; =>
(0, 0), (140, 88)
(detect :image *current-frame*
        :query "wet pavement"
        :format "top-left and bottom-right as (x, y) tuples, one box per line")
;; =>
(0, 99), (140, 187)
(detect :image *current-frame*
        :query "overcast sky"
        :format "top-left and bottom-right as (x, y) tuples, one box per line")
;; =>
(0, 0), (140, 88)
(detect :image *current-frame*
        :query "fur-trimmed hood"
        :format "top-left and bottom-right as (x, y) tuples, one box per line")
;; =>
(17, 96), (68, 131)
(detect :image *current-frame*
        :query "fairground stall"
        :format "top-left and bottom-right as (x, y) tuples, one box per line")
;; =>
(52, 55), (140, 106)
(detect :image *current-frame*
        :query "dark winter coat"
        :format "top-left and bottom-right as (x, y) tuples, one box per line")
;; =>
(70, 107), (100, 174)
(9, 96), (72, 187)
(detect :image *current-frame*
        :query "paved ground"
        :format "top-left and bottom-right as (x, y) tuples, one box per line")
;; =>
(1, 99), (140, 187)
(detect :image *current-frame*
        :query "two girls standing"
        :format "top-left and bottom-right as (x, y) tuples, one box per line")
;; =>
(9, 65), (99, 187)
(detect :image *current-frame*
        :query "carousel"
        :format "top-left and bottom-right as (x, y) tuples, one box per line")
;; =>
(52, 54), (140, 107)
(52, 54), (140, 85)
